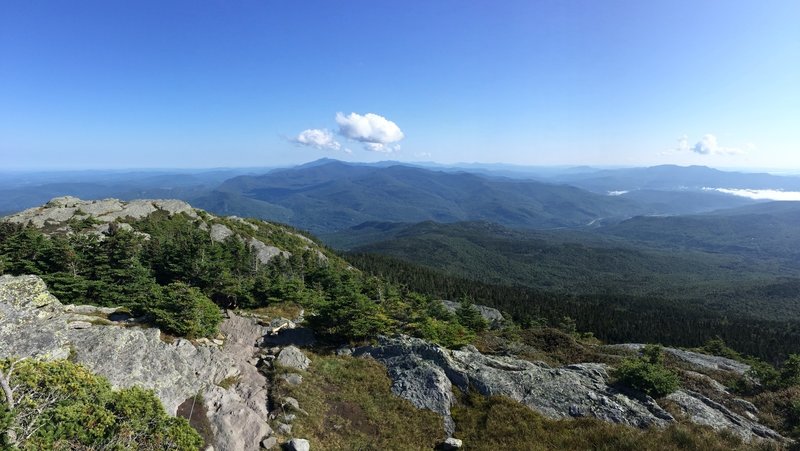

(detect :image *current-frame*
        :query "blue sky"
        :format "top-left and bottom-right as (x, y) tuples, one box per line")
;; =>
(1, 0), (798, 169)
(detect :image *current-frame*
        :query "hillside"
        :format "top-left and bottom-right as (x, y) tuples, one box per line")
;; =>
(328, 217), (800, 320)
(600, 201), (800, 261)
(2, 198), (800, 449)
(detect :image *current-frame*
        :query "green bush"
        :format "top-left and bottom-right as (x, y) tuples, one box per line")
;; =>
(780, 354), (800, 387)
(455, 298), (488, 333)
(415, 317), (475, 348)
(1, 358), (202, 450)
(614, 345), (680, 398)
(148, 282), (223, 338)
(310, 289), (393, 341)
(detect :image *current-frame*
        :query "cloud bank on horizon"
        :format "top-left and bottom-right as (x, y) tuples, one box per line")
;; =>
(292, 112), (404, 153)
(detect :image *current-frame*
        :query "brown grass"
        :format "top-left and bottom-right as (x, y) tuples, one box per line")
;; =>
(452, 392), (777, 451)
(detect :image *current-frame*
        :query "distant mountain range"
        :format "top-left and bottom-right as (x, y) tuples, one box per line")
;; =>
(6, 160), (800, 233)
(192, 160), (786, 233)
(195, 161), (647, 233)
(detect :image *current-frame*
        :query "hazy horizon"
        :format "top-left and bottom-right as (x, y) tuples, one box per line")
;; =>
(3, 158), (800, 175)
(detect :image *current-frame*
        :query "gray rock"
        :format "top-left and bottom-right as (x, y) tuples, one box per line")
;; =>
(2, 197), (199, 228)
(275, 346), (311, 371)
(440, 437), (463, 450)
(210, 223), (235, 243)
(261, 436), (278, 449)
(355, 336), (674, 436)
(63, 304), (118, 315)
(276, 422), (292, 435)
(609, 344), (750, 375)
(684, 370), (729, 394)
(666, 390), (786, 443)
(68, 320), (92, 329)
(279, 373), (303, 385)
(46, 196), (82, 207)
(731, 398), (759, 414)
(268, 317), (296, 332)
(0, 275), (273, 451)
(248, 238), (290, 265)
(281, 396), (301, 411)
(440, 300), (505, 328)
(286, 438), (310, 451)
(152, 199), (197, 217)
(335, 346), (354, 356)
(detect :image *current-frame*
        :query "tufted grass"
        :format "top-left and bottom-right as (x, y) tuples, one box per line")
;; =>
(275, 351), (783, 450)
(275, 353), (444, 450)
(452, 391), (778, 451)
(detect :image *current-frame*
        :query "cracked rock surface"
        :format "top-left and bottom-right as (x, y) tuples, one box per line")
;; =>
(0, 274), (273, 451)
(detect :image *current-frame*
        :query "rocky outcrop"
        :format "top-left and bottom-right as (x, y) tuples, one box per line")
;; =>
(354, 336), (673, 436)
(4, 196), (197, 228)
(3, 196), (303, 269)
(248, 237), (290, 264)
(0, 274), (273, 451)
(666, 390), (786, 443)
(609, 344), (751, 375)
(210, 223), (235, 242)
(201, 313), (273, 451)
(440, 300), (505, 328)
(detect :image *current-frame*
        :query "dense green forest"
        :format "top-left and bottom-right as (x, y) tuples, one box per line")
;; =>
(326, 219), (800, 322)
(346, 252), (800, 364)
(0, 213), (481, 347)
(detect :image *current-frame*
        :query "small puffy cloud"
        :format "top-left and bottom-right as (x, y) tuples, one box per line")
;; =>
(293, 129), (341, 151)
(336, 112), (404, 152)
(675, 134), (745, 156)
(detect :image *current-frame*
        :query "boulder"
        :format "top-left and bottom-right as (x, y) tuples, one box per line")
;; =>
(275, 346), (311, 371)
(248, 238), (291, 265)
(276, 422), (292, 435)
(286, 438), (310, 451)
(279, 373), (303, 386)
(260, 437), (278, 449)
(440, 437), (463, 450)
(210, 223), (235, 243)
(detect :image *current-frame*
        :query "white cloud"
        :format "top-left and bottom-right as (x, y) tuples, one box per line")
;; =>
(293, 129), (341, 151)
(704, 187), (800, 201)
(675, 134), (745, 156)
(336, 112), (404, 152)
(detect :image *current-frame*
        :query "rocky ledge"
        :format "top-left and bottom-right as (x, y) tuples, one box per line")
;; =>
(355, 335), (673, 436)
(355, 335), (788, 444)
(0, 274), (273, 451)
